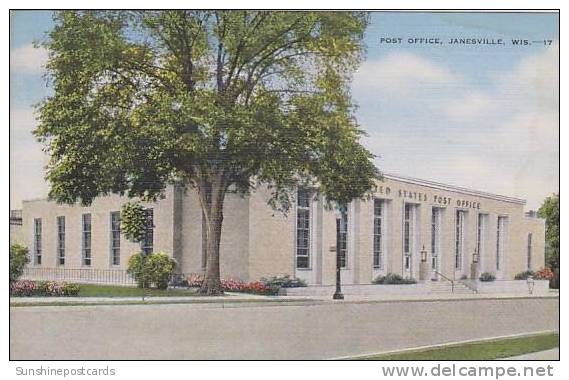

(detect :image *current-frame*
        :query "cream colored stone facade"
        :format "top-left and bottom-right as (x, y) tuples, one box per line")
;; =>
(21, 174), (545, 284)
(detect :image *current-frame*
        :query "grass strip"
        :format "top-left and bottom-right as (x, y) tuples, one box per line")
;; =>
(76, 284), (201, 297)
(351, 333), (559, 360)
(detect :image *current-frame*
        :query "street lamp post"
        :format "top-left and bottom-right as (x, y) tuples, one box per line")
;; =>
(472, 248), (479, 264)
(333, 206), (345, 300)
(470, 248), (480, 281)
(419, 245), (429, 281)
(527, 276), (535, 294)
(421, 245), (428, 263)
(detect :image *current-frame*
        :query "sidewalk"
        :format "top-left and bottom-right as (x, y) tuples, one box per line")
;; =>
(10, 291), (558, 307)
(503, 348), (559, 360)
(9, 292), (314, 306)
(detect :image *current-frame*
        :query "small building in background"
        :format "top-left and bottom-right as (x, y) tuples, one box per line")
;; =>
(10, 209), (24, 246)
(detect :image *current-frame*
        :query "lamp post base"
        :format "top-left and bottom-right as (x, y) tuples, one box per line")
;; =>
(333, 292), (344, 300)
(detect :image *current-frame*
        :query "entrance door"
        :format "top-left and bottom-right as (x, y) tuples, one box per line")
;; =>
(403, 203), (415, 279)
(431, 207), (442, 280)
(454, 210), (467, 278)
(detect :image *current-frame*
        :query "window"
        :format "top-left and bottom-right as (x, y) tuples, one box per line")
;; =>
(403, 204), (413, 270)
(296, 189), (311, 269)
(373, 199), (384, 269)
(496, 216), (506, 271)
(477, 214), (484, 261)
(527, 233), (532, 270)
(339, 210), (348, 268)
(34, 218), (42, 265)
(110, 212), (121, 266)
(82, 214), (92, 266)
(57, 216), (65, 265)
(140, 208), (154, 254)
(455, 210), (466, 270)
(431, 208), (441, 270)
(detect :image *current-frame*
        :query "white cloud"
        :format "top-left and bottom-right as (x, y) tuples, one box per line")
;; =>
(442, 91), (497, 121)
(355, 44), (558, 210)
(497, 41), (559, 111)
(10, 43), (48, 75)
(10, 107), (50, 209)
(353, 52), (460, 96)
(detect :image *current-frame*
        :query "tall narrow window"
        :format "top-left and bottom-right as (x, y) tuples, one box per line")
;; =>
(496, 216), (506, 271)
(34, 218), (42, 265)
(455, 210), (466, 270)
(339, 210), (348, 268)
(431, 208), (440, 270)
(403, 204), (412, 270)
(373, 199), (384, 269)
(57, 216), (65, 265)
(527, 233), (532, 270)
(141, 208), (154, 254)
(82, 214), (92, 266)
(477, 214), (484, 261)
(296, 189), (311, 269)
(110, 212), (121, 266)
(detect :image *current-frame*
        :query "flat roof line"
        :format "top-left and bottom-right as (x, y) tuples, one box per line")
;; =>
(382, 172), (527, 205)
(21, 173), (528, 206)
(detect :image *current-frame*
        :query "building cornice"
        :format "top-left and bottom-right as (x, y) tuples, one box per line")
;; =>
(382, 172), (527, 205)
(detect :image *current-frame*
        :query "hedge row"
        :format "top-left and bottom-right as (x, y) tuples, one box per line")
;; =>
(10, 280), (80, 297)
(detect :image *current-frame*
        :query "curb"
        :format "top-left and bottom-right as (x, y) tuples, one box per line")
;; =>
(10, 293), (558, 309)
(330, 330), (559, 360)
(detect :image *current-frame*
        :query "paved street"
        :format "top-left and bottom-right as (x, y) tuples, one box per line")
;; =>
(10, 297), (558, 360)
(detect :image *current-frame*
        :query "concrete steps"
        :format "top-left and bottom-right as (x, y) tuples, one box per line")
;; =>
(428, 280), (476, 294)
(279, 280), (550, 297)
(280, 281), (478, 296)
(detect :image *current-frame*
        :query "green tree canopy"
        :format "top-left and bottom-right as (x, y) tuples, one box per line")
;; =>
(120, 201), (149, 243)
(35, 11), (379, 294)
(538, 193), (559, 271)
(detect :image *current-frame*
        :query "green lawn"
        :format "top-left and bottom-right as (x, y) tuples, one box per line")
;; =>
(77, 284), (201, 297)
(353, 333), (559, 360)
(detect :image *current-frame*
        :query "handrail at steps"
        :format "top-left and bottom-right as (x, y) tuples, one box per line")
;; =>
(459, 279), (479, 294)
(433, 270), (454, 293)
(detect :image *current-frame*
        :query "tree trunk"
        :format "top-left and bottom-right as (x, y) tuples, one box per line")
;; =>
(198, 178), (226, 295)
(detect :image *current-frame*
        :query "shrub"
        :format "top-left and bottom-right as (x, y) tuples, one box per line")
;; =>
(35, 281), (52, 296)
(514, 270), (535, 280)
(372, 273), (416, 285)
(10, 280), (37, 296)
(10, 280), (80, 297)
(127, 252), (176, 289)
(186, 273), (204, 287)
(10, 244), (29, 282)
(550, 269), (560, 289)
(221, 278), (246, 292)
(127, 253), (151, 288)
(220, 278), (273, 295)
(62, 283), (81, 296)
(479, 272), (496, 282)
(184, 274), (284, 295)
(534, 267), (554, 281)
(260, 275), (307, 293)
(247, 281), (274, 295)
(146, 253), (177, 289)
(168, 274), (189, 288)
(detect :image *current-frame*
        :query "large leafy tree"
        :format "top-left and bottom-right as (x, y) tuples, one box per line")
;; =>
(35, 11), (379, 294)
(538, 193), (559, 272)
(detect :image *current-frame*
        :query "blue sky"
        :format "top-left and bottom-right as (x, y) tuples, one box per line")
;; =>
(10, 11), (559, 209)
